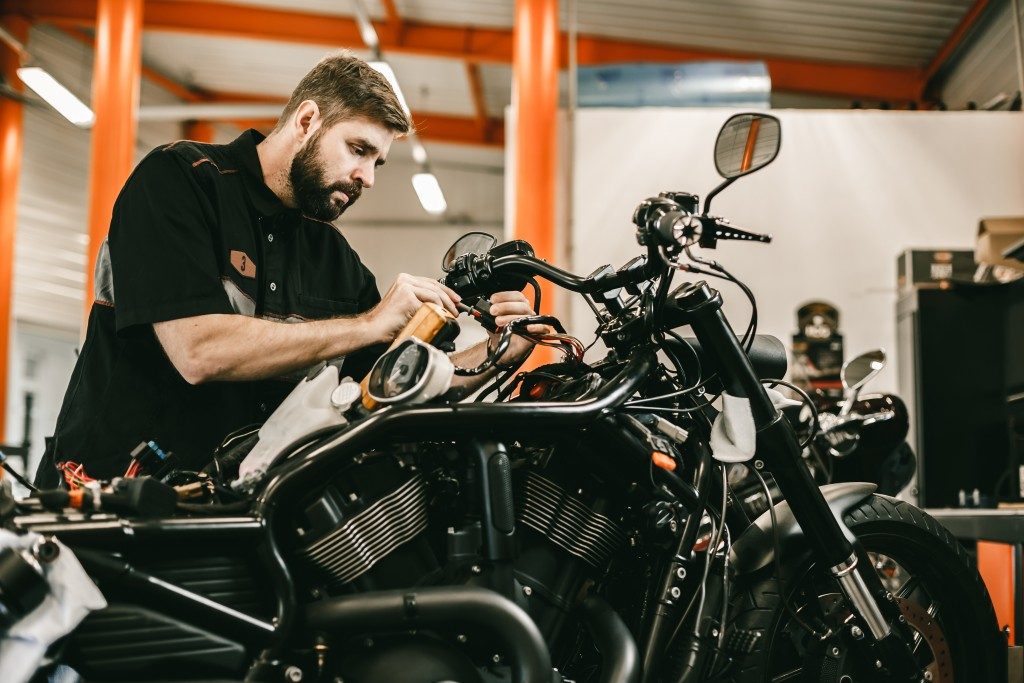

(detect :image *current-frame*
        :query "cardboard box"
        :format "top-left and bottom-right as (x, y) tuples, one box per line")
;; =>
(977, 217), (1024, 269)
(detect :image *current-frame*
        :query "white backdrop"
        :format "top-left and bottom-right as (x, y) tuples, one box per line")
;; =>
(568, 109), (1024, 392)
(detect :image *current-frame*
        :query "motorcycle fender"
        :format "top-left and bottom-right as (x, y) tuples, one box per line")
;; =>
(729, 482), (877, 576)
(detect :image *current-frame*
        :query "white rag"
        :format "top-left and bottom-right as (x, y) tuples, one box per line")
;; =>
(710, 389), (802, 463)
(0, 530), (106, 683)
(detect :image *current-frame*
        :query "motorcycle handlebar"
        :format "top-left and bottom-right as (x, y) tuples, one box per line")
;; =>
(449, 249), (664, 298)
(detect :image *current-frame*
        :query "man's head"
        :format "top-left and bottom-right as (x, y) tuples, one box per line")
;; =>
(273, 52), (412, 221)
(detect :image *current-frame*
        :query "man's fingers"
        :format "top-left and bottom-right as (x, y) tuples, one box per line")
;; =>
(410, 285), (459, 316)
(489, 301), (534, 318)
(490, 290), (527, 305)
(408, 275), (461, 303)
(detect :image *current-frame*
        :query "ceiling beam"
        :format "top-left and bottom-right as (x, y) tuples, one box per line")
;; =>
(199, 91), (504, 147)
(47, 25), (504, 147)
(922, 0), (991, 92)
(229, 110), (505, 148)
(60, 26), (207, 102)
(5, 0), (926, 101)
(380, 0), (403, 44)
(465, 63), (489, 140)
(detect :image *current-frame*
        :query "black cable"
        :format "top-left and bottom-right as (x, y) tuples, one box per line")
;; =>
(664, 329), (705, 387)
(680, 255), (757, 352)
(526, 276), (542, 313)
(0, 450), (38, 492)
(750, 467), (827, 639)
(762, 378), (820, 450)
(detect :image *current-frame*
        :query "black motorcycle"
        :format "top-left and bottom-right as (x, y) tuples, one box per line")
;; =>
(804, 350), (917, 496)
(3, 113), (1003, 683)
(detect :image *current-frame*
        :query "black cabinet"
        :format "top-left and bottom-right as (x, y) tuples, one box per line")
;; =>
(897, 279), (1024, 507)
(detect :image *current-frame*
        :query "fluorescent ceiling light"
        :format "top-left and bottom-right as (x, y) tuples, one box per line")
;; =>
(412, 172), (447, 215)
(17, 66), (94, 127)
(410, 139), (428, 165)
(368, 61), (410, 117)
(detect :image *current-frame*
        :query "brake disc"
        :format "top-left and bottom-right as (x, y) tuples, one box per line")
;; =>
(895, 596), (954, 683)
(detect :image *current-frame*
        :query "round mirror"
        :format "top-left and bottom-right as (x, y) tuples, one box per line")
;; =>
(841, 349), (886, 392)
(441, 232), (497, 272)
(713, 113), (781, 179)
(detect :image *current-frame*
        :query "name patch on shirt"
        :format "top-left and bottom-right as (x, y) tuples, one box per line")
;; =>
(230, 250), (256, 279)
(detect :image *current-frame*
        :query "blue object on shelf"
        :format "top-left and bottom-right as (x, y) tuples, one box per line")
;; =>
(577, 61), (770, 108)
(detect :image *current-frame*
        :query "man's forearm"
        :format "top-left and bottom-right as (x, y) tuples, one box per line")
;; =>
(448, 339), (519, 393)
(154, 313), (379, 384)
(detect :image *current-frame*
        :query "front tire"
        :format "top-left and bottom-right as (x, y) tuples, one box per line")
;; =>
(723, 494), (1006, 682)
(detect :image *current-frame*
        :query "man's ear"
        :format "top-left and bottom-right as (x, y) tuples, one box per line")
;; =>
(293, 100), (322, 141)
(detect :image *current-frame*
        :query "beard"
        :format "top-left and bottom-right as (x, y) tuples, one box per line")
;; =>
(288, 130), (362, 222)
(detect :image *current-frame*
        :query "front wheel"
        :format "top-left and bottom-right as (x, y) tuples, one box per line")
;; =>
(722, 494), (1006, 682)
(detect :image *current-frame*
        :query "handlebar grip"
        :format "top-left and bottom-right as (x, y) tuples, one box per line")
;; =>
(360, 303), (452, 411)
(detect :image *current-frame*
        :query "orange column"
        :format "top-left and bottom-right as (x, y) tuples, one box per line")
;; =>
(513, 0), (558, 366)
(84, 0), (143, 320)
(0, 17), (30, 444)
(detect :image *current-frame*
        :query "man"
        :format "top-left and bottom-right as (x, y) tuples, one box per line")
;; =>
(35, 52), (537, 488)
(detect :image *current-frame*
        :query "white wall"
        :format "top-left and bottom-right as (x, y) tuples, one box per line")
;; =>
(568, 109), (1024, 392)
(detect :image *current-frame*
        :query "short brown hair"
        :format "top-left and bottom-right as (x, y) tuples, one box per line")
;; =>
(275, 51), (412, 135)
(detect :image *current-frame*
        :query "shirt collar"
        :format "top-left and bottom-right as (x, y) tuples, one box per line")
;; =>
(227, 129), (295, 218)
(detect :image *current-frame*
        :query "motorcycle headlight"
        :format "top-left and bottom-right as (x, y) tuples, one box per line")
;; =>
(367, 338), (454, 405)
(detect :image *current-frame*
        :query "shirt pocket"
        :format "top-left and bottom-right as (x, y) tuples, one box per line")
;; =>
(296, 293), (361, 317)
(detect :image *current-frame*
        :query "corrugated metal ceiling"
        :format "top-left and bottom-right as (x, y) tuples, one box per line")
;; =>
(140, 0), (979, 132)
(156, 0), (975, 68)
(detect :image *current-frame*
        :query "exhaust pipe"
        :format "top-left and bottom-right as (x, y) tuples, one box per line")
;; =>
(577, 595), (640, 683)
(304, 586), (552, 683)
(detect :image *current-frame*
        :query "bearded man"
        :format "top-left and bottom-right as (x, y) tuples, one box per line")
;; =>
(34, 52), (537, 487)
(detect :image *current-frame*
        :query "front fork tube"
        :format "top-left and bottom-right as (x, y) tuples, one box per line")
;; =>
(675, 281), (918, 679)
(639, 440), (713, 683)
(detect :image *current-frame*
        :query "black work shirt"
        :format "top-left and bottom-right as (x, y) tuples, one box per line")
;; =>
(36, 130), (383, 487)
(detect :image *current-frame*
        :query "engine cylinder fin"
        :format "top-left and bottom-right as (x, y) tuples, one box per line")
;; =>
(297, 475), (428, 586)
(517, 472), (626, 569)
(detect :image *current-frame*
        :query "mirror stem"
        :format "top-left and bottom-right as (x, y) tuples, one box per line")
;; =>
(840, 388), (860, 416)
(703, 177), (737, 215)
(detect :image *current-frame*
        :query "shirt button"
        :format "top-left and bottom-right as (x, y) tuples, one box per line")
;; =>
(267, 234), (274, 243)
(269, 282), (277, 292)
(258, 402), (268, 414)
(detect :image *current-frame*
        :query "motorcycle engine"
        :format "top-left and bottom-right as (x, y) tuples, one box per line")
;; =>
(294, 454), (442, 594)
(291, 440), (632, 677)
(513, 454), (629, 660)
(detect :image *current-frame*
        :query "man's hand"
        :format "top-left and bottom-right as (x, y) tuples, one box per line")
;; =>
(487, 290), (551, 365)
(365, 273), (461, 343)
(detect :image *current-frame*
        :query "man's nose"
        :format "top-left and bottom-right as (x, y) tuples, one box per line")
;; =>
(353, 163), (374, 189)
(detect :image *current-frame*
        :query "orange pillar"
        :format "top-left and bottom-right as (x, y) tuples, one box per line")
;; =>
(183, 119), (215, 143)
(0, 17), (30, 444)
(513, 0), (558, 366)
(84, 0), (143, 320)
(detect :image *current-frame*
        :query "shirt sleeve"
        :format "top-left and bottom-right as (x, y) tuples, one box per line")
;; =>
(108, 149), (234, 334)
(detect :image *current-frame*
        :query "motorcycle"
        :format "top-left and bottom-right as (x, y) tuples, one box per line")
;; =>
(806, 350), (917, 497)
(2, 113), (1004, 683)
